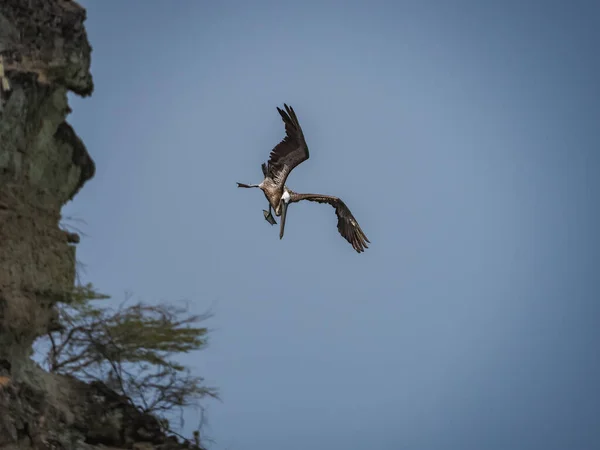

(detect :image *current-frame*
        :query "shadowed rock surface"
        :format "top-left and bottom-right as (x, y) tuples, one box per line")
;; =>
(0, 2), (198, 449)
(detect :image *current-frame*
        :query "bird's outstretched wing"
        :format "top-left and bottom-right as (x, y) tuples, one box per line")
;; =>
(267, 104), (310, 188)
(289, 192), (370, 253)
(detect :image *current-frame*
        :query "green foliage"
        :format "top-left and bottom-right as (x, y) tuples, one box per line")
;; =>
(61, 282), (110, 306)
(39, 283), (218, 439)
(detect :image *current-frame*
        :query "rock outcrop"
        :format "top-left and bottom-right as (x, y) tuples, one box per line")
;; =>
(0, 2), (195, 449)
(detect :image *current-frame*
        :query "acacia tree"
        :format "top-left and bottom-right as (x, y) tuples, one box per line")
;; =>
(37, 283), (218, 444)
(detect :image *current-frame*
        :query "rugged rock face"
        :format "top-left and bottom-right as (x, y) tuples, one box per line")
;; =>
(0, 0), (94, 370)
(0, 2), (194, 449)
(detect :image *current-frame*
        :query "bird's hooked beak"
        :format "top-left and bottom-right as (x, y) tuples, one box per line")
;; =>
(279, 199), (289, 240)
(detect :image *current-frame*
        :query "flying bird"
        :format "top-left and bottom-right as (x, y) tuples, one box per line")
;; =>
(237, 104), (370, 253)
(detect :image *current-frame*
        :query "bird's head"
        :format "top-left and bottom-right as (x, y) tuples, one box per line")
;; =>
(279, 190), (291, 240)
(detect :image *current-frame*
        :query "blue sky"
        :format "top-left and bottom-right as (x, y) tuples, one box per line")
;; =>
(64, 1), (599, 449)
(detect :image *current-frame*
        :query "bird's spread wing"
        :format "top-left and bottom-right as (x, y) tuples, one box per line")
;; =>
(267, 104), (309, 187)
(290, 192), (370, 253)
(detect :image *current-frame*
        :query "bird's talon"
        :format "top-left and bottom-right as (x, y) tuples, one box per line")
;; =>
(263, 210), (277, 225)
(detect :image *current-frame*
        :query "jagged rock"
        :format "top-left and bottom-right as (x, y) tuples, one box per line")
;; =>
(0, 374), (198, 450)
(0, 2), (197, 449)
(0, 0), (94, 379)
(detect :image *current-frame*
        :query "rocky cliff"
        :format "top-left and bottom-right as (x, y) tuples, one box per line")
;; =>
(0, 1), (193, 449)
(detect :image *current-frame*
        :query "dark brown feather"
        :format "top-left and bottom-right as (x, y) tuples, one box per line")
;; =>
(267, 104), (310, 187)
(288, 192), (370, 253)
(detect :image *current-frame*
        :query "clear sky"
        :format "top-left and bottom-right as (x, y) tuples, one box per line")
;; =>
(65, 1), (599, 449)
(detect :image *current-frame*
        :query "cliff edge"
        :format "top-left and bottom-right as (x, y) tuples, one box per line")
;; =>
(0, 2), (193, 449)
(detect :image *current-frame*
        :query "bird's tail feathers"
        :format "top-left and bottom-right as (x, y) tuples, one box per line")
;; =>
(237, 182), (259, 188)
